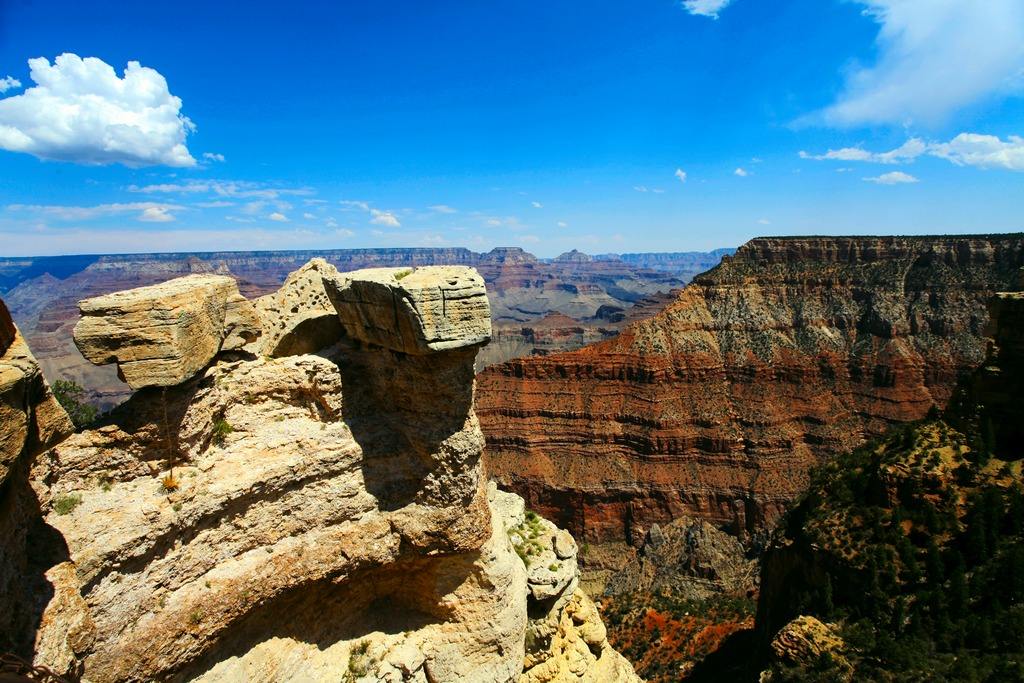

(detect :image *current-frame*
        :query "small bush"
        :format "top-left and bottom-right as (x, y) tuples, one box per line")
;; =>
(53, 493), (83, 515)
(211, 418), (233, 445)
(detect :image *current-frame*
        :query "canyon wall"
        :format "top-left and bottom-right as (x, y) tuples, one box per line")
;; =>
(477, 236), (1024, 569)
(0, 264), (637, 682)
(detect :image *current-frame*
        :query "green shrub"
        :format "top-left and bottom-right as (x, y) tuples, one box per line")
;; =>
(53, 493), (83, 515)
(212, 418), (233, 445)
(52, 379), (97, 430)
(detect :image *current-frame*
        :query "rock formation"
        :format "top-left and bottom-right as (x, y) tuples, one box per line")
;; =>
(477, 235), (1024, 570)
(0, 297), (74, 656)
(1, 263), (636, 683)
(73, 275), (261, 389)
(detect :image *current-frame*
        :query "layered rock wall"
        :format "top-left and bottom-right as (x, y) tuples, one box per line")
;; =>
(477, 236), (1024, 562)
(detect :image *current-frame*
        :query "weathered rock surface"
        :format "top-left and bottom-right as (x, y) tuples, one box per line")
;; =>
(252, 257), (342, 357)
(8, 263), (635, 683)
(604, 516), (757, 600)
(761, 616), (851, 682)
(0, 296), (74, 656)
(324, 266), (491, 354)
(478, 236), (1024, 556)
(73, 275), (261, 389)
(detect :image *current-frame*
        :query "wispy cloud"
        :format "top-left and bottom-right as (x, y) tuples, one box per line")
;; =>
(801, 133), (1024, 171)
(0, 76), (21, 93)
(815, 1), (1024, 127)
(429, 204), (457, 214)
(8, 201), (184, 222)
(268, 211), (289, 222)
(674, 168), (688, 183)
(531, 201), (543, 208)
(864, 171), (919, 184)
(681, 0), (733, 19)
(128, 180), (314, 199)
(734, 167), (749, 177)
(370, 209), (401, 227)
(202, 152), (226, 163)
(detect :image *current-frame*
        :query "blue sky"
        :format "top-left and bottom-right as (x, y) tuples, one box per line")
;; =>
(1, 0), (1022, 257)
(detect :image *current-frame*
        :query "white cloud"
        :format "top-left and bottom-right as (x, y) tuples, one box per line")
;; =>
(674, 168), (688, 183)
(8, 201), (184, 222)
(557, 221), (568, 228)
(335, 228), (355, 238)
(302, 212), (316, 219)
(195, 200), (234, 208)
(633, 185), (649, 193)
(802, 133), (1024, 171)
(128, 180), (313, 199)
(268, 212), (289, 222)
(930, 133), (1024, 171)
(0, 76), (21, 93)
(370, 209), (401, 227)
(864, 171), (920, 184)
(800, 138), (927, 164)
(734, 167), (749, 177)
(429, 204), (457, 213)
(758, 218), (771, 225)
(139, 206), (175, 222)
(0, 53), (195, 166)
(531, 201), (543, 208)
(818, 1), (1024, 127)
(681, 0), (733, 19)
(340, 200), (371, 211)
(651, 188), (665, 194)
(202, 152), (225, 162)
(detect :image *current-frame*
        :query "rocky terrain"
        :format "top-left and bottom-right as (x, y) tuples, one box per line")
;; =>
(0, 262), (638, 682)
(749, 286), (1024, 681)
(0, 248), (729, 410)
(477, 235), (1024, 585)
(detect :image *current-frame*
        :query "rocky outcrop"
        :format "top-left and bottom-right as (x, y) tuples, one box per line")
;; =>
(324, 266), (491, 354)
(604, 516), (757, 600)
(6, 263), (635, 683)
(73, 275), (261, 389)
(761, 616), (851, 682)
(0, 296), (74, 657)
(478, 236), (1024, 556)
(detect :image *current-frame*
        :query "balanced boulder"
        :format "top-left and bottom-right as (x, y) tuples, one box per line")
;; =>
(73, 275), (261, 389)
(323, 265), (491, 354)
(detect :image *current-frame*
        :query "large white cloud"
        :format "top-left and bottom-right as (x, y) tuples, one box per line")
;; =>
(802, 133), (1024, 171)
(681, 0), (733, 19)
(0, 53), (196, 167)
(819, 0), (1024, 127)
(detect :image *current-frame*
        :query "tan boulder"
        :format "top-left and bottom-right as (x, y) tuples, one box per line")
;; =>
(73, 275), (261, 389)
(323, 266), (491, 354)
(253, 257), (343, 356)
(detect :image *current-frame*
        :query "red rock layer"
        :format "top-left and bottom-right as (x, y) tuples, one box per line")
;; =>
(477, 236), (1024, 546)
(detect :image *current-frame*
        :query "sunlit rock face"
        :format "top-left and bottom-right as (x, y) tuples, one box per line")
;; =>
(2, 263), (637, 683)
(477, 235), (1024, 577)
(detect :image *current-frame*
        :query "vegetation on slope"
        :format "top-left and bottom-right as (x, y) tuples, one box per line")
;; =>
(758, 414), (1024, 682)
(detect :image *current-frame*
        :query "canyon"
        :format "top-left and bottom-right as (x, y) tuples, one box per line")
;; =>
(476, 235), (1024, 588)
(0, 247), (730, 410)
(0, 261), (638, 682)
